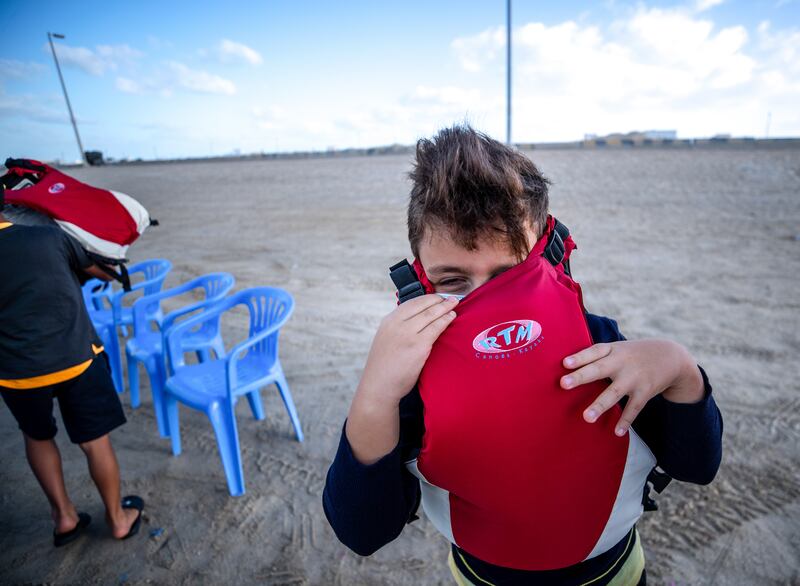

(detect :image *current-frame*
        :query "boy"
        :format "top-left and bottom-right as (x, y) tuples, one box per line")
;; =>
(322, 125), (722, 584)
(0, 190), (144, 547)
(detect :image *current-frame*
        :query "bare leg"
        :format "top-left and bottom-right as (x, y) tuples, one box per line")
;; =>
(23, 434), (79, 534)
(78, 434), (139, 539)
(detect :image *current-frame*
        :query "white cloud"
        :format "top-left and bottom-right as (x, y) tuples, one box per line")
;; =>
(115, 77), (142, 94)
(51, 44), (105, 75)
(694, 0), (725, 12)
(167, 61), (236, 95)
(450, 27), (506, 72)
(0, 59), (46, 79)
(0, 88), (67, 125)
(447, 4), (799, 140)
(252, 105), (286, 129)
(218, 39), (263, 65)
(411, 86), (482, 107)
(48, 43), (143, 76)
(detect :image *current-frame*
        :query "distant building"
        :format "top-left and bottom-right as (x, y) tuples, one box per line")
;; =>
(643, 130), (677, 140)
(85, 151), (105, 166)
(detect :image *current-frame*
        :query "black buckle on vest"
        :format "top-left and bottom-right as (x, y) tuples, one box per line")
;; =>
(389, 259), (425, 304)
(642, 467), (672, 512)
(544, 219), (571, 267)
(4, 158), (46, 173)
(544, 229), (565, 266)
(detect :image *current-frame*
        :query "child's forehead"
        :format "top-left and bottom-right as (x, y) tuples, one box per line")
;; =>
(419, 230), (520, 275)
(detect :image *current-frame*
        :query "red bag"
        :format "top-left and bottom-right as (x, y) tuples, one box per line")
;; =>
(2, 158), (156, 288)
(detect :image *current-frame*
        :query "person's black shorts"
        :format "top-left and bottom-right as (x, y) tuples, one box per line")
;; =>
(0, 353), (126, 444)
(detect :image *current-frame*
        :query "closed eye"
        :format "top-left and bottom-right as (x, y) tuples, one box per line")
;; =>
(439, 278), (465, 289)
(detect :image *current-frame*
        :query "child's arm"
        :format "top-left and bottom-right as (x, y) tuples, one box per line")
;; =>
(561, 338), (705, 436)
(323, 387), (424, 555)
(345, 294), (458, 464)
(563, 315), (723, 484)
(323, 294), (458, 555)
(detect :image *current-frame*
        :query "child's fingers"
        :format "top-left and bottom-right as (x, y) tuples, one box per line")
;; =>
(408, 297), (459, 334)
(613, 396), (647, 437)
(560, 356), (613, 389)
(395, 294), (451, 320)
(418, 308), (458, 341)
(562, 342), (613, 370)
(582, 381), (630, 424)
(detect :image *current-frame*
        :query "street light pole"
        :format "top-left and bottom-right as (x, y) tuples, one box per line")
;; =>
(506, 0), (512, 146)
(47, 32), (87, 165)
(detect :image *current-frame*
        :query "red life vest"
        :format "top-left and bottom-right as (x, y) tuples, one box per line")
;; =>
(2, 158), (152, 262)
(394, 217), (656, 571)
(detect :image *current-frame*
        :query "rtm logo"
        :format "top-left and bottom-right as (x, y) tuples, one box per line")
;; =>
(472, 320), (542, 355)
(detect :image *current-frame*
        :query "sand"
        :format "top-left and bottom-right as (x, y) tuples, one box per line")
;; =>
(1, 147), (799, 585)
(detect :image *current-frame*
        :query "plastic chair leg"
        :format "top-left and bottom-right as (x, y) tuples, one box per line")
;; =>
(246, 389), (265, 421)
(208, 401), (245, 496)
(275, 368), (303, 442)
(211, 336), (225, 360)
(103, 325), (124, 394)
(147, 357), (170, 438)
(165, 394), (181, 456)
(127, 351), (141, 408)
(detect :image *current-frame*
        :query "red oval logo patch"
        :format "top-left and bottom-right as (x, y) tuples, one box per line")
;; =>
(472, 319), (542, 354)
(48, 182), (65, 194)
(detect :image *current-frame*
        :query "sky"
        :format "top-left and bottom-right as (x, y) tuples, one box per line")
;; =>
(0, 0), (798, 162)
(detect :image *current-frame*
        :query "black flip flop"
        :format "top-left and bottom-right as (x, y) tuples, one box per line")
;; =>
(53, 512), (92, 547)
(120, 495), (144, 540)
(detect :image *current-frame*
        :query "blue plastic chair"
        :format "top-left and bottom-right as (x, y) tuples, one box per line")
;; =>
(81, 280), (118, 370)
(125, 272), (235, 437)
(86, 260), (172, 393)
(164, 287), (302, 496)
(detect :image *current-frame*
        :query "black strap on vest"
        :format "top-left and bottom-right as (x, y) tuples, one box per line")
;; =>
(389, 218), (574, 303)
(86, 251), (132, 292)
(543, 219), (572, 276)
(4, 158), (46, 174)
(642, 466), (672, 512)
(389, 259), (426, 304)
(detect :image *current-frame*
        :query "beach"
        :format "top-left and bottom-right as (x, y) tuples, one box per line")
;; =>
(1, 146), (799, 585)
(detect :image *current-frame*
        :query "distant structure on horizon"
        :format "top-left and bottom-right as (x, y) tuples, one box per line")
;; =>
(583, 130), (678, 146)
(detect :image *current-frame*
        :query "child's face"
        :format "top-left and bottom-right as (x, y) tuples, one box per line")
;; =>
(419, 223), (538, 297)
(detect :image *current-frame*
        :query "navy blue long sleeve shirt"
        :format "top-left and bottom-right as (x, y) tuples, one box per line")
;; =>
(323, 314), (723, 583)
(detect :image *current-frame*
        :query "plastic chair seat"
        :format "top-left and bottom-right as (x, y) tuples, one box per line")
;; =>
(165, 359), (275, 409)
(127, 329), (220, 363)
(126, 336), (159, 362)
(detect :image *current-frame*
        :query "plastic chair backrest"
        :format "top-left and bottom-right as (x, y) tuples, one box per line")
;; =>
(165, 287), (294, 388)
(239, 287), (293, 363)
(130, 272), (235, 340)
(160, 273), (235, 334)
(82, 279), (113, 312)
(111, 259), (172, 322)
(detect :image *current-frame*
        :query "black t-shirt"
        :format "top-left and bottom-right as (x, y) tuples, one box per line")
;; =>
(0, 224), (101, 380)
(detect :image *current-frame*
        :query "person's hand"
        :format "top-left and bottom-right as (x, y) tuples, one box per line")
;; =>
(83, 262), (117, 282)
(358, 294), (459, 405)
(560, 339), (705, 437)
(346, 294), (458, 464)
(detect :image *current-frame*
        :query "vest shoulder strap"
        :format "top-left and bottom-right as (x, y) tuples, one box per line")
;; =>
(543, 219), (572, 276)
(642, 466), (672, 512)
(389, 259), (426, 304)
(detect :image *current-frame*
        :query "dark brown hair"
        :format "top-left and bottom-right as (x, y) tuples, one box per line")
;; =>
(408, 124), (550, 262)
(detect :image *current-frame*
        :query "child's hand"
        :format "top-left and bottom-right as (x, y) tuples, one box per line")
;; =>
(560, 339), (705, 437)
(359, 294), (459, 404)
(346, 294), (458, 464)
